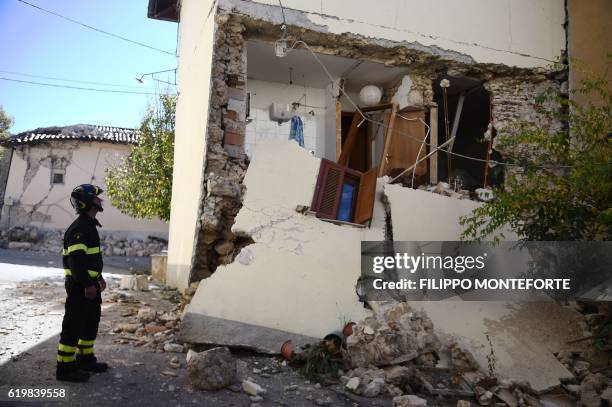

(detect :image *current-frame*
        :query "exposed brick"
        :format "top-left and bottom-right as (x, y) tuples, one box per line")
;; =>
(224, 110), (239, 121)
(224, 131), (244, 146)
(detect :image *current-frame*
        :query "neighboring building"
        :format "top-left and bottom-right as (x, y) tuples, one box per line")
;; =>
(148, 0), (572, 290)
(0, 124), (168, 238)
(567, 0), (612, 106)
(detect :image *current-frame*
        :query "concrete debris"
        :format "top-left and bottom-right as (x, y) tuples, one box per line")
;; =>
(601, 386), (612, 406)
(144, 324), (167, 334)
(187, 347), (237, 391)
(392, 394), (428, 407)
(417, 182), (471, 200)
(345, 377), (360, 391)
(120, 275), (149, 291)
(342, 367), (387, 397)
(117, 323), (140, 333)
(0, 227), (167, 256)
(242, 379), (266, 396)
(347, 303), (438, 368)
(137, 307), (157, 323)
(580, 373), (610, 407)
(186, 349), (197, 364)
(163, 343), (184, 353)
(7, 241), (33, 250)
(456, 401), (471, 407)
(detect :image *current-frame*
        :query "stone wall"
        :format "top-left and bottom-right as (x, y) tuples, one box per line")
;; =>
(1, 225), (166, 256)
(191, 14), (250, 282)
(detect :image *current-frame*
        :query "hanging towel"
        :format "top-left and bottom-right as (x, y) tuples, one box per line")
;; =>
(290, 115), (304, 147)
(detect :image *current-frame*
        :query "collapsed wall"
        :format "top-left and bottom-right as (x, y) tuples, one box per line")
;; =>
(188, 8), (566, 284)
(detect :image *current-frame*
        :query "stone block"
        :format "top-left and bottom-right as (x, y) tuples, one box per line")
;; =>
(119, 275), (149, 291)
(151, 252), (167, 283)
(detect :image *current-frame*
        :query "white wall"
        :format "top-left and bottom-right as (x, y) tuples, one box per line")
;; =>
(240, 0), (566, 68)
(188, 140), (382, 338)
(166, 0), (218, 289)
(245, 79), (327, 158)
(2, 142), (168, 235)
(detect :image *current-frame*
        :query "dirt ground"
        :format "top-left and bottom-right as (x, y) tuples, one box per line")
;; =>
(0, 255), (393, 407)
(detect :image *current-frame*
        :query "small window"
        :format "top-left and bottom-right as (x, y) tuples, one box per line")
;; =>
(51, 170), (65, 185)
(310, 159), (377, 225)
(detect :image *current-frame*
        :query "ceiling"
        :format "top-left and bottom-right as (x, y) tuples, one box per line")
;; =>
(247, 40), (409, 92)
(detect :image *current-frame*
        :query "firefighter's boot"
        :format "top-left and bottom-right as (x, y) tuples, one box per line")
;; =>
(76, 355), (109, 373)
(56, 362), (90, 382)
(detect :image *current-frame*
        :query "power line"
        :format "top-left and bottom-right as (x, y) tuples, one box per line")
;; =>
(0, 77), (171, 95)
(15, 0), (175, 56)
(0, 70), (173, 90)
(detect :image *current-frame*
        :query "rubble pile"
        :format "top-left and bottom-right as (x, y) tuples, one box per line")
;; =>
(0, 226), (167, 256)
(346, 302), (440, 368)
(416, 182), (477, 201)
(107, 291), (183, 352)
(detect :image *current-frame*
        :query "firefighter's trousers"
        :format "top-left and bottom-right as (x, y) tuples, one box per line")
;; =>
(56, 278), (101, 364)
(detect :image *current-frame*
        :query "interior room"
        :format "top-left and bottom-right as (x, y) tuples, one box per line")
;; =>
(245, 40), (409, 164)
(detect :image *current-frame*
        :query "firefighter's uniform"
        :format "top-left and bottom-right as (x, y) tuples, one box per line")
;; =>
(56, 184), (108, 382)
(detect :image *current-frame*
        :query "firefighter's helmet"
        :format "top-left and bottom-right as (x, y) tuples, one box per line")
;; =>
(70, 184), (104, 213)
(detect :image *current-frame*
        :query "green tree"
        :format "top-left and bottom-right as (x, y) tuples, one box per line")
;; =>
(0, 106), (14, 160)
(460, 65), (612, 242)
(0, 106), (12, 139)
(105, 95), (176, 221)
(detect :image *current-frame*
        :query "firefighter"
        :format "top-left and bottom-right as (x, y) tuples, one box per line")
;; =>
(56, 184), (109, 382)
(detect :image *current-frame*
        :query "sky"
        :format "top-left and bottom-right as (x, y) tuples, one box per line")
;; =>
(0, 0), (178, 134)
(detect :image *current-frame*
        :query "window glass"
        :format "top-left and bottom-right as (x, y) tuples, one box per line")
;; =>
(337, 182), (356, 222)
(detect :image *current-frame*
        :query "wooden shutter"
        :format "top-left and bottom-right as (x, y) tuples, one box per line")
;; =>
(311, 159), (345, 220)
(354, 168), (377, 224)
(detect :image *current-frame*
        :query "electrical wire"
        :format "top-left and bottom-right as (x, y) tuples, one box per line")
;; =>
(0, 77), (172, 95)
(15, 0), (175, 56)
(0, 70), (171, 90)
(287, 40), (578, 172)
(397, 113), (431, 188)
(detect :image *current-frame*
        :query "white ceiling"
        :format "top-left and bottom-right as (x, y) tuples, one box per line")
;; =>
(247, 40), (409, 92)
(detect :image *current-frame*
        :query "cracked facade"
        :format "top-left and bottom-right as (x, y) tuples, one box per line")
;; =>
(154, 0), (569, 290)
(0, 138), (168, 237)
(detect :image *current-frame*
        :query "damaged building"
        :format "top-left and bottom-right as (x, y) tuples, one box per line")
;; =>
(0, 124), (168, 254)
(146, 0), (610, 400)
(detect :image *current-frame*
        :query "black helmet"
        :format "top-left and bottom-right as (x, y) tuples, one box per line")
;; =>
(70, 184), (104, 213)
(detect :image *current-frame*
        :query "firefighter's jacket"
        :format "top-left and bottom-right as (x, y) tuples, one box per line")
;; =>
(62, 214), (103, 287)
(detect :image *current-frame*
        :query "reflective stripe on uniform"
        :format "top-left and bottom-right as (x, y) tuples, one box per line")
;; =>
(58, 343), (76, 353)
(76, 347), (94, 355)
(64, 269), (100, 278)
(78, 339), (95, 346)
(56, 354), (76, 363)
(62, 244), (101, 255)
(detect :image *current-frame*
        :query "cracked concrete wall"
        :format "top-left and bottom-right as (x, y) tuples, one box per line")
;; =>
(224, 0), (565, 68)
(1, 141), (168, 235)
(187, 140), (385, 338)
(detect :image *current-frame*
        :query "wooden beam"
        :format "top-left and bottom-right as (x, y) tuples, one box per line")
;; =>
(335, 99), (342, 161)
(377, 103), (398, 176)
(448, 93), (465, 153)
(429, 104), (438, 185)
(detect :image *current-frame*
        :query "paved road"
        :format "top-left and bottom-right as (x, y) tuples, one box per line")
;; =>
(0, 248), (151, 274)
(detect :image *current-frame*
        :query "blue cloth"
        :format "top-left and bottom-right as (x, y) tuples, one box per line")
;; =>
(290, 116), (304, 147)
